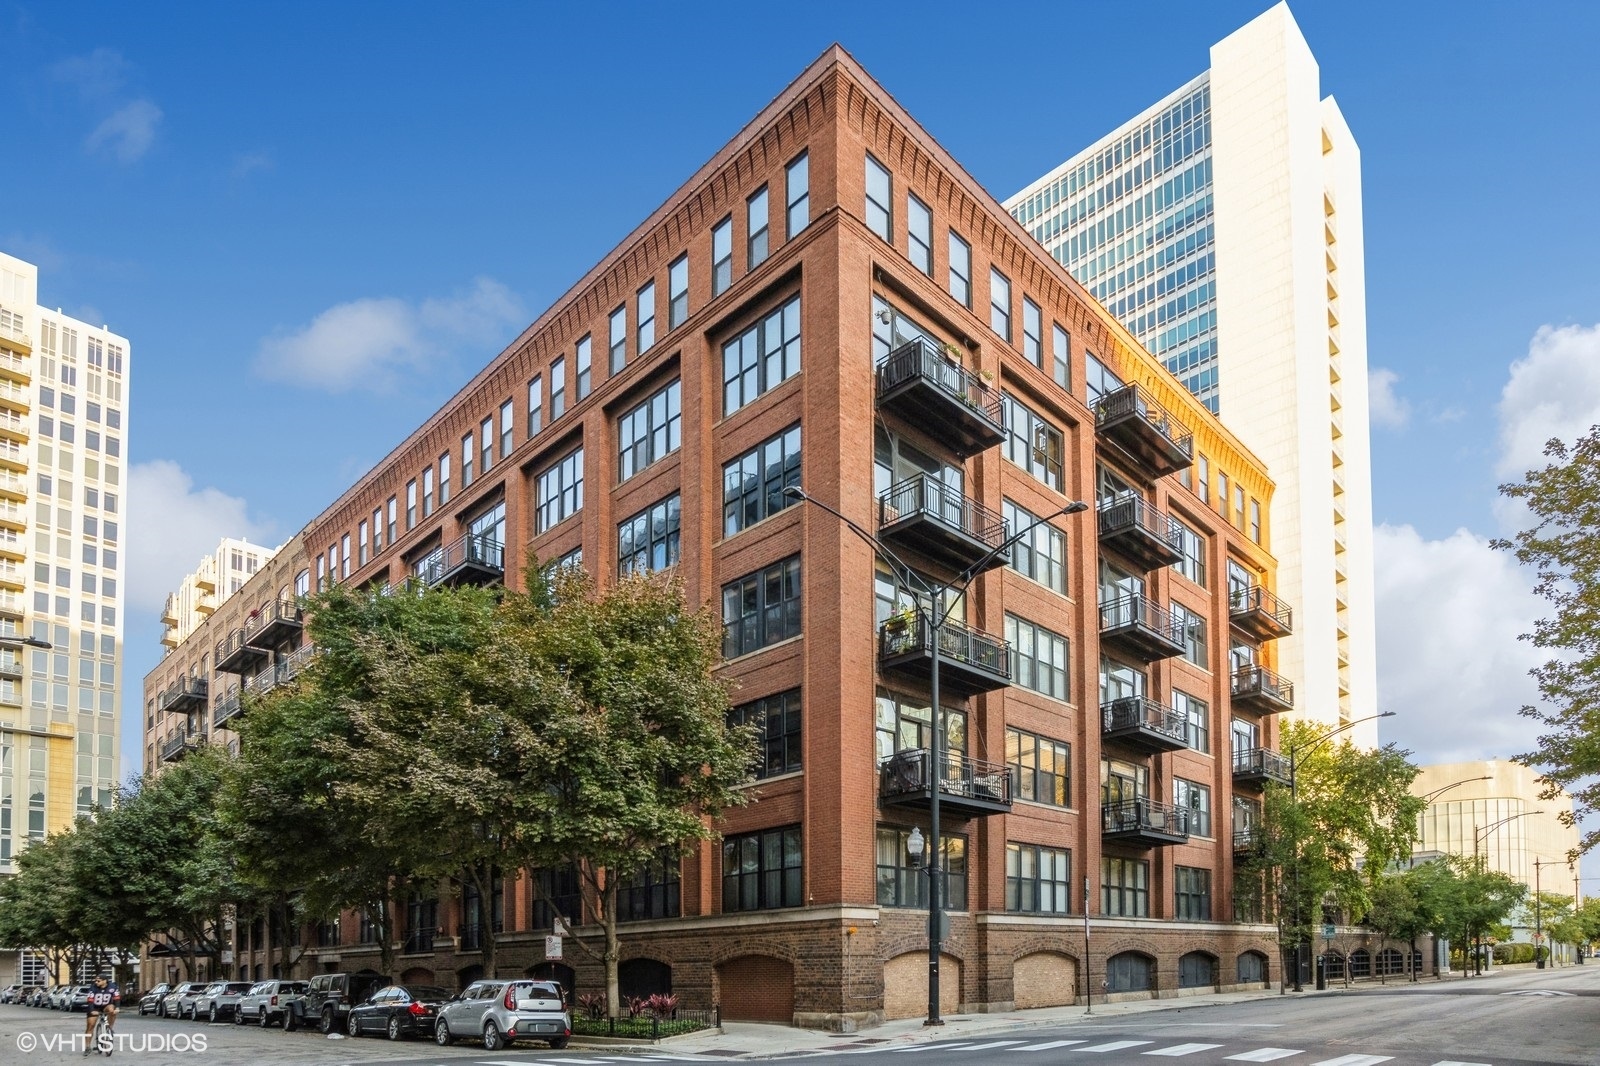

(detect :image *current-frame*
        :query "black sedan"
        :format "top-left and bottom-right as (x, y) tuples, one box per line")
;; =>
(345, 984), (451, 1041)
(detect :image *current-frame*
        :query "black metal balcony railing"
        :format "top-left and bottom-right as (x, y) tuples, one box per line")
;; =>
(1232, 747), (1293, 788)
(878, 610), (1010, 694)
(401, 930), (435, 955)
(1101, 695), (1189, 751)
(1093, 384), (1194, 477)
(1101, 797), (1191, 841)
(1230, 584), (1293, 640)
(421, 532), (506, 588)
(879, 474), (1009, 569)
(245, 598), (304, 650)
(216, 627), (270, 675)
(878, 748), (1013, 815)
(157, 675), (209, 714)
(212, 687), (244, 730)
(1099, 593), (1186, 661)
(875, 338), (1006, 456)
(281, 642), (317, 680)
(159, 730), (202, 763)
(459, 922), (483, 952)
(1096, 494), (1185, 570)
(1231, 665), (1295, 713)
(1233, 826), (1262, 854)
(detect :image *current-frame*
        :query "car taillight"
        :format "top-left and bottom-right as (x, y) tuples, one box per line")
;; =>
(504, 986), (516, 1010)
(408, 1001), (425, 1016)
(269, 995), (278, 1006)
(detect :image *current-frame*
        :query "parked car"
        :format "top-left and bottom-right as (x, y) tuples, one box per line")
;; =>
(49, 985), (74, 1010)
(66, 985), (95, 1012)
(158, 983), (199, 1018)
(236, 979), (306, 1027)
(345, 984), (450, 1041)
(178, 983), (222, 1020)
(434, 978), (570, 1051)
(286, 970), (388, 1035)
(27, 985), (51, 1007)
(0, 984), (21, 1003)
(196, 981), (253, 1023)
(137, 983), (171, 1016)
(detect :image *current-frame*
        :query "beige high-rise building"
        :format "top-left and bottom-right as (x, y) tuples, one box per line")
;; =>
(0, 251), (130, 987)
(1006, 3), (1376, 746)
(1412, 760), (1580, 898)
(160, 538), (278, 651)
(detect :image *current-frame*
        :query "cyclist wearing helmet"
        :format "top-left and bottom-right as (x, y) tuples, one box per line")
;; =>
(83, 974), (119, 1054)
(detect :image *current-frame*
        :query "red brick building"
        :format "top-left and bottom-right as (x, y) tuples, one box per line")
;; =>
(144, 46), (1294, 1027)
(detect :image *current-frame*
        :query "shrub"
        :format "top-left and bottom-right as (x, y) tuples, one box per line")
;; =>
(576, 991), (607, 1020)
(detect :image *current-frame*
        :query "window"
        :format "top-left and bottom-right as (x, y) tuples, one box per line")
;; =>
(1175, 867), (1213, 921)
(948, 231), (971, 307)
(536, 447), (585, 533)
(1174, 778), (1212, 837)
(340, 534), (351, 579)
(618, 852), (680, 921)
(1178, 950), (1216, 987)
(422, 468), (435, 517)
(1250, 499), (1262, 544)
(907, 193), (932, 274)
(1172, 519), (1207, 586)
(358, 520), (369, 566)
(500, 399), (514, 458)
(1052, 323), (1070, 390)
(1102, 856), (1149, 917)
(865, 154), (891, 241)
(1172, 602), (1207, 667)
(405, 480), (417, 529)
(1006, 728), (1069, 806)
(609, 305), (628, 374)
(989, 268), (1012, 341)
(550, 356), (567, 419)
(722, 424), (801, 535)
(722, 825), (802, 912)
(785, 152), (809, 236)
(1217, 471), (1230, 518)
(371, 507), (383, 554)
(1002, 499), (1065, 595)
(532, 866), (581, 930)
(722, 294), (801, 415)
(438, 452), (451, 506)
(1006, 843), (1071, 913)
(1002, 393), (1064, 491)
(1234, 485), (1246, 529)
(1005, 614), (1068, 700)
(1173, 690), (1209, 753)
(1022, 298), (1042, 368)
(617, 379), (682, 482)
(722, 555), (801, 658)
(712, 216), (733, 296)
(617, 494), (681, 576)
(747, 186), (770, 268)
(728, 689), (801, 778)
(668, 255), (690, 328)
(480, 416), (493, 475)
(637, 282), (656, 354)
(1086, 354), (1123, 405)
(575, 336), (592, 400)
(462, 433), (474, 488)
(877, 828), (966, 910)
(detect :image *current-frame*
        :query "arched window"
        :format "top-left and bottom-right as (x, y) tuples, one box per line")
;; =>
(1178, 952), (1216, 988)
(1236, 951), (1267, 983)
(1349, 949), (1371, 979)
(1376, 947), (1404, 976)
(1106, 951), (1153, 992)
(1323, 951), (1346, 979)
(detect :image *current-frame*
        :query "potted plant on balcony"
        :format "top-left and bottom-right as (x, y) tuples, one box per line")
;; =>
(885, 606), (916, 633)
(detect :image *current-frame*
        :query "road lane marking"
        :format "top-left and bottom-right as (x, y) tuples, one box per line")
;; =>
(892, 1043), (973, 1052)
(1308, 1057), (1393, 1066)
(1145, 1044), (1225, 1057)
(1225, 1050), (1305, 1062)
(1431, 1062), (1493, 1066)
(953, 1042), (1028, 1051)
(1016, 1041), (1090, 1051)
(1082, 1041), (1155, 1053)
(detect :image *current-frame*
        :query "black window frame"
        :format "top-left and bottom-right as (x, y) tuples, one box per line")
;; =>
(535, 447), (585, 533)
(1002, 498), (1066, 595)
(785, 152), (809, 237)
(617, 494), (682, 578)
(712, 215), (733, 296)
(721, 294), (801, 416)
(747, 186), (770, 269)
(1005, 612), (1068, 701)
(722, 825), (803, 913)
(876, 826), (966, 910)
(865, 153), (892, 242)
(722, 423), (801, 536)
(728, 688), (802, 779)
(1005, 842), (1071, 914)
(907, 192), (932, 275)
(1002, 392), (1065, 491)
(1175, 867), (1213, 921)
(1005, 727), (1070, 807)
(721, 555), (802, 659)
(668, 254), (690, 328)
(1102, 856), (1149, 917)
(617, 378), (683, 482)
(948, 230), (971, 307)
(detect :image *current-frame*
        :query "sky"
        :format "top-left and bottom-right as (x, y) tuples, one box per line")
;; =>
(4, 1), (1599, 883)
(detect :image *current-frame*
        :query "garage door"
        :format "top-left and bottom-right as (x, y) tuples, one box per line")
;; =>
(716, 955), (793, 1023)
(883, 952), (960, 1020)
(1013, 952), (1076, 1008)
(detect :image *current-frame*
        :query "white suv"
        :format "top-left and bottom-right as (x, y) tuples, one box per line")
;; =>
(236, 980), (307, 1027)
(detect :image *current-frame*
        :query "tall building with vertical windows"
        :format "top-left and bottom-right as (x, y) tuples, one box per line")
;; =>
(0, 251), (128, 986)
(1006, 3), (1376, 745)
(160, 538), (279, 652)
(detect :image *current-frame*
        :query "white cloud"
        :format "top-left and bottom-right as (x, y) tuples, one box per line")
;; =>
(1368, 367), (1411, 429)
(85, 99), (162, 163)
(126, 461), (276, 615)
(51, 47), (131, 100)
(255, 278), (524, 393)
(1495, 322), (1600, 479)
(230, 150), (274, 180)
(1374, 523), (1544, 765)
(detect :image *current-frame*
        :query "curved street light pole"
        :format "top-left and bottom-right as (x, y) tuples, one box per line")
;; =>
(1418, 776), (1493, 804)
(783, 485), (1086, 1026)
(1286, 711), (1395, 992)
(1469, 810), (1542, 975)
(1531, 857), (1571, 969)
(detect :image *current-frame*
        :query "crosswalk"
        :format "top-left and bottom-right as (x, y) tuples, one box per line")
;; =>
(851, 1036), (1497, 1064)
(463, 1056), (719, 1066)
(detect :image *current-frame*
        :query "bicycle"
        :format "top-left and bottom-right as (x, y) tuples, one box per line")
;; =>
(84, 1009), (114, 1057)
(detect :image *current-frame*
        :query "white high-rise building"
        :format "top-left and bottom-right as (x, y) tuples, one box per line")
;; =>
(1006, 2), (1376, 743)
(160, 538), (278, 652)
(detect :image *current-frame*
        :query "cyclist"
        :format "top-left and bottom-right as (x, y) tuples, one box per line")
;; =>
(82, 974), (119, 1055)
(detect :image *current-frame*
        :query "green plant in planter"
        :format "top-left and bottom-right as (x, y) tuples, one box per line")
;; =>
(885, 607), (916, 631)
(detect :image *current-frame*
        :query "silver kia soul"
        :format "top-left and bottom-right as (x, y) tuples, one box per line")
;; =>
(433, 979), (569, 1051)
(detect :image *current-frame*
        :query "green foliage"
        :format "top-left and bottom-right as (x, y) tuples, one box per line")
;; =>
(1495, 426), (1600, 855)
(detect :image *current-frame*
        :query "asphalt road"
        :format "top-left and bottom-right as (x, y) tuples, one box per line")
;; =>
(1, 965), (1596, 1065)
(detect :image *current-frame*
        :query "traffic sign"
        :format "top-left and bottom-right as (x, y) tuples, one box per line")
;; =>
(1321, 923), (1336, 939)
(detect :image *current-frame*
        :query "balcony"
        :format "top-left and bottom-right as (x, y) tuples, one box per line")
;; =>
(878, 473), (1008, 577)
(246, 598), (304, 651)
(215, 627), (270, 676)
(421, 532), (505, 589)
(874, 339), (1006, 456)
(161, 625), (179, 650)
(195, 592), (216, 616)
(280, 642), (316, 681)
(0, 589), (24, 618)
(212, 686), (243, 730)
(0, 500), (26, 531)
(1233, 826), (1264, 857)
(0, 410), (28, 443)
(1101, 696), (1189, 754)
(159, 730), (203, 764)
(1099, 594), (1185, 662)
(1097, 494), (1184, 571)
(161, 594), (180, 626)
(0, 529), (23, 560)
(0, 350), (30, 379)
(1093, 385), (1193, 479)
(1231, 665), (1294, 716)
(195, 565), (216, 594)
(1101, 798), (1191, 847)
(0, 561), (22, 590)
(1230, 585), (1293, 641)
(0, 655), (20, 682)
(1233, 747), (1292, 789)
(157, 676), (209, 715)
(878, 748), (1013, 818)
(401, 930), (435, 955)
(0, 472), (24, 501)
(0, 439), (25, 471)
(878, 611), (1010, 696)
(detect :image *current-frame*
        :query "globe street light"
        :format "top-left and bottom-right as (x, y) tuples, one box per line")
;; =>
(783, 485), (1087, 1026)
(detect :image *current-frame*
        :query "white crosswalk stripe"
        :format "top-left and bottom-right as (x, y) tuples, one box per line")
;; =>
(1308, 1056), (1392, 1066)
(1431, 1062), (1493, 1066)
(1224, 1049), (1305, 1062)
(1016, 1040), (1090, 1051)
(1145, 1044), (1225, 1057)
(956, 1041), (1027, 1051)
(1083, 1040), (1156, 1053)
(893, 1042), (974, 1052)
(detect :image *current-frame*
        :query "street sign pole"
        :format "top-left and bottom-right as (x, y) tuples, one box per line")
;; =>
(1084, 876), (1093, 1016)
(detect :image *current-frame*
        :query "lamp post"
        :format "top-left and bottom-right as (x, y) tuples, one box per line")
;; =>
(1531, 857), (1570, 969)
(1285, 711), (1395, 992)
(1418, 776), (1493, 804)
(784, 485), (1087, 1026)
(1469, 810), (1541, 975)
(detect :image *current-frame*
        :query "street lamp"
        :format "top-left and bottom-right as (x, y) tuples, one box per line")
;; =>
(1418, 776), (1493, 804)
(784, 484), (1088, 1026)
(1469, 810), (1541, 975)
(0, 636), (50, 649)
(1285, 711), (1396, 992)
(1532, 857), (1571, 969)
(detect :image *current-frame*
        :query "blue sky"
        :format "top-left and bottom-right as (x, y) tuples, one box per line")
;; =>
(5, 1), (1600, 878)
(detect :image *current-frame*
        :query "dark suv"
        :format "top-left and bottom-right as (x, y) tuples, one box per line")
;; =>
(286, 970), (388, 1034)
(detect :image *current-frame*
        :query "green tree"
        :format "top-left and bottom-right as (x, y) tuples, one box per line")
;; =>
(1364, 875), (1425, 982)
(1442, 856), (1526, 973)
(1495, 426), (1600, 853)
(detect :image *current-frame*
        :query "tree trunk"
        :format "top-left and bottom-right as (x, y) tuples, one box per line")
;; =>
(602, 874), (620, 1021)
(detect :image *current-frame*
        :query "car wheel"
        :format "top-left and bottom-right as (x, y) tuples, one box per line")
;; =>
(347, 1012), (361, 1038)
(209, 1004), (219, 1023)
(482, 1019), (503, 1052)
(283, 1009), (299, 1033)
(234, 1006), (244, 1025)
(434, 1019), (453, 1047)
(387, 1016), (403, 1042)
(259, 1008), (271, 1028)
(320, 1007), (336, 1035)
(549, 1037), (569, 1050)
